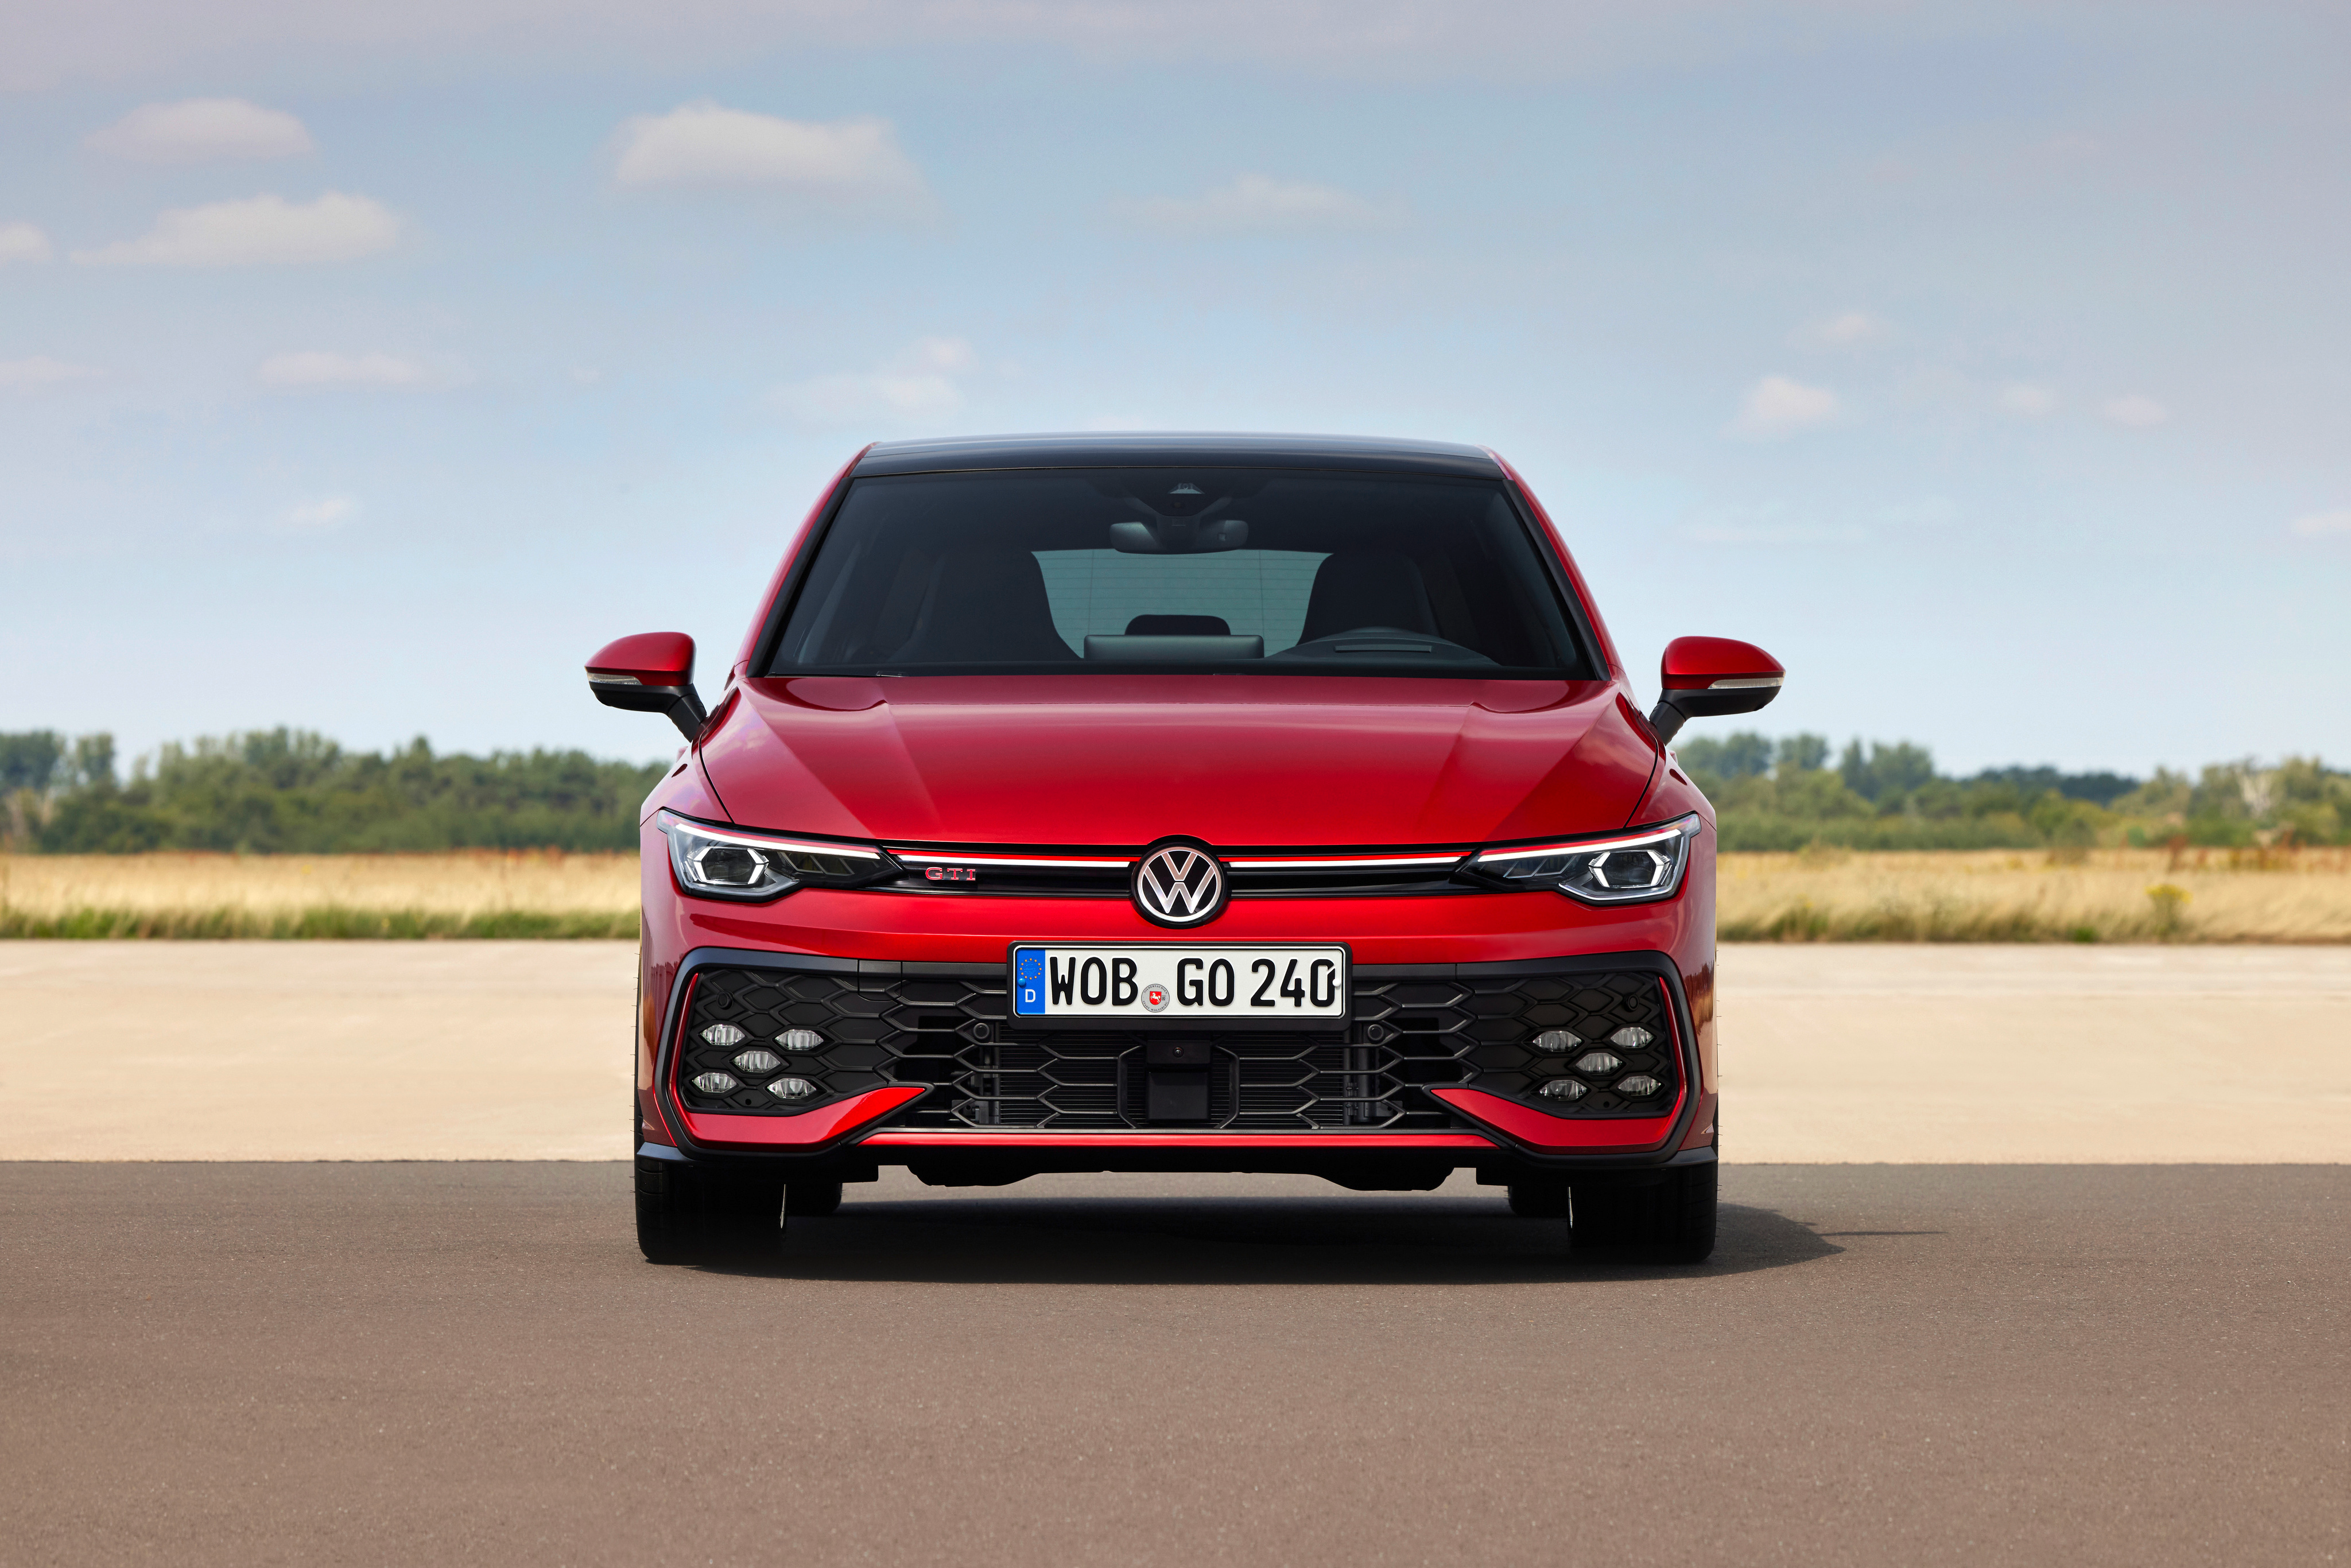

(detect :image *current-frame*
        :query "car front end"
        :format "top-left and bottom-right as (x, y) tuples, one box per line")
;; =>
(592, 433), (1780, 1262)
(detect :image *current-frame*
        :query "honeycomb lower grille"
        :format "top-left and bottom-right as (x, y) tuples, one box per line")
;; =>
(675, 958), (1681, 1131)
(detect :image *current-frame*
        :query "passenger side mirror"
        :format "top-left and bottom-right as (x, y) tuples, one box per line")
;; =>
(1647, 636), (1783, 745)
(586, 631), (709, 742)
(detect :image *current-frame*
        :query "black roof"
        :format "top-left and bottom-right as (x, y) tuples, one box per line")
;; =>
(854, 432), (1503, 479)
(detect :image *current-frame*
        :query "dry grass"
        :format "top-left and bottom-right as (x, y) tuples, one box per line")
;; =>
(1719, 846), (2351, 943)
(5, 846), (2349, 941)
(0, 851), (638, 938)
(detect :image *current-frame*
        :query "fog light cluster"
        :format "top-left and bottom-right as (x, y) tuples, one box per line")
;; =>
(1537, 1078), (1588, 1101)
(1531, 1030), (1582, 1053)
(767, 1077), (818, 1101)
(778, 1028), (825, 1053)
(732, 1047), (783, 1075)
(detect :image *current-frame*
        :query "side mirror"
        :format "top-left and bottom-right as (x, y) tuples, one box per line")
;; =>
(1647, 635), (1783, 745)
(586, 632), (708, 742)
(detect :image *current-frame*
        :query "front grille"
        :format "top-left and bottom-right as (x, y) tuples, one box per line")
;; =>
(876, 848), (1475, 899)
(675, 958), (1681, 1131)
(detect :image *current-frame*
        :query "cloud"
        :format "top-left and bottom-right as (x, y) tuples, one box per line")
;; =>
(258, 351), (430, 389)
(86, 98), (313, 162)
(0, 356), (104, 391)
(0, 222), (54, 263)
(1999, 383), (2058, 416)
(773, 336), (975, 426)
(1113, 174), (1401, 237)
(1793, 309), (1887, 348)
(74, 192), (398, 266)
(612, 104), (928, 209)
(2290, 509), (2351, 538)
(2101, 393), (2168, 427)
(1728, 375), (1840, 438)
(281, 495), (356, 530)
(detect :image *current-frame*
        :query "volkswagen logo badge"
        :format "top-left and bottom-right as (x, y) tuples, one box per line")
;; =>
(1131, 838), (1229, 928)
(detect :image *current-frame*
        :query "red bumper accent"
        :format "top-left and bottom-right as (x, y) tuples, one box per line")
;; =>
(677, 1085), (927, 1148)
(861, 1131), (1495, 1150)
(1427, 1087), (1678, 1152)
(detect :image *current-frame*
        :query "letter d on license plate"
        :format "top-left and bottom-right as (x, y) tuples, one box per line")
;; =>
(1010, 945), (1349, 1023)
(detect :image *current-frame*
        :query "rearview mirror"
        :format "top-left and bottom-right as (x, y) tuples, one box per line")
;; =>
(1647, 635), (1783, 745)
(586, 631), (708, 742)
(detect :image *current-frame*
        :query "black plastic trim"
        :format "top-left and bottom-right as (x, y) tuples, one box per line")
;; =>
(650, 944), (1706, 1176)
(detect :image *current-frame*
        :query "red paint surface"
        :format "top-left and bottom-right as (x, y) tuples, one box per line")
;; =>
(678, 1085), (928, 1149)
(1658, 635), (1782, 690)
(700, 675), (1658, 847)
(587, 630), (696, 684)
(863, 1131), (1493, 1149)
(1428, 1088), (1679, 1152)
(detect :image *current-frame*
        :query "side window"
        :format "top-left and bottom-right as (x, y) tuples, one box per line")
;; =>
(1035, 550), (1330, 651)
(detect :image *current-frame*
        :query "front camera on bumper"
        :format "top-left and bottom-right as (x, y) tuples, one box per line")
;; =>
(1468, 814), (1700, 906)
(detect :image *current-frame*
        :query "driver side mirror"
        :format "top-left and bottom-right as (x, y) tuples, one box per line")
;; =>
(586, 631), (709, 742)
(1647, 635), (1784, 745)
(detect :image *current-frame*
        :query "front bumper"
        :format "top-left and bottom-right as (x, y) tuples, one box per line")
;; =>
(641, 942), (1717, 1185)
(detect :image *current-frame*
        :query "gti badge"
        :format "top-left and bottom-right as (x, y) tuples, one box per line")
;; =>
(1131, 838), (1228, 927)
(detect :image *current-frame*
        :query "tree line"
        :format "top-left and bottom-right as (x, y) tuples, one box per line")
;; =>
(1, 729), (665, 853)
(1677, 732), (2349, 851)
(3, 725), (2343, 855)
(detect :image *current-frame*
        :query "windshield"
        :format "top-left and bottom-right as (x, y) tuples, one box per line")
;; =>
(767, 468), (1595, 678)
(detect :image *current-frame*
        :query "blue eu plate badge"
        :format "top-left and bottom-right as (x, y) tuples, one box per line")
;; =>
(1014, 948), (1048, 1015)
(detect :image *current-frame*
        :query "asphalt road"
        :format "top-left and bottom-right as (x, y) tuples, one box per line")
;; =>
(3, 1164), (2345, 1566)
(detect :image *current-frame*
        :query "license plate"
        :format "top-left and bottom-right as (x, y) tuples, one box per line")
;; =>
(1010, 944), (1349, 1023)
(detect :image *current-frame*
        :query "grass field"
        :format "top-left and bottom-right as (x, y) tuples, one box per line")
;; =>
(1718, 845), (2351, 943)
(0, 851), (639, 938)
(3, 846), (2348, 941)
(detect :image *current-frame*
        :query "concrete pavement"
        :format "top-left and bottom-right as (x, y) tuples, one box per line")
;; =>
(2, 941), (2344, 1161)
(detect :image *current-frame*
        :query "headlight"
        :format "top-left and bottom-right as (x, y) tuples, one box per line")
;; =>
(657, 812), (897, 902)
(1468, 814), (1700, 906)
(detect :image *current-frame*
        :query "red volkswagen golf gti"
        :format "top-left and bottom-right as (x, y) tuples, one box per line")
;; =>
(588, 434), (1780, 1263)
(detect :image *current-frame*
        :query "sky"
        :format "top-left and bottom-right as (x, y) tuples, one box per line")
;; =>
(3, 0), (2346, 777)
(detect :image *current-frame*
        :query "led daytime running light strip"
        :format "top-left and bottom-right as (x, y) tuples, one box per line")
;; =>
(658, 813), (889, 867)
(1472, 816), (1698, 868)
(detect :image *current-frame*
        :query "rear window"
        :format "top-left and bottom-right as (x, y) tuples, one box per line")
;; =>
(767, 467), (1593, 678)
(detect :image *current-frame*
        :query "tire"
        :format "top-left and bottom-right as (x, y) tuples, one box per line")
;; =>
(785, 1181), (844, 1217)
(1572, 1161), (1717, 1263)
(634, 1103), (786, 1264)
(636, 1160), (786, 1263)
(1506, 1179), (1572, 1218)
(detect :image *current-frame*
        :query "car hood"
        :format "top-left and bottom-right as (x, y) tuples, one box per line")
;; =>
(697, 674), (1660, 848)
